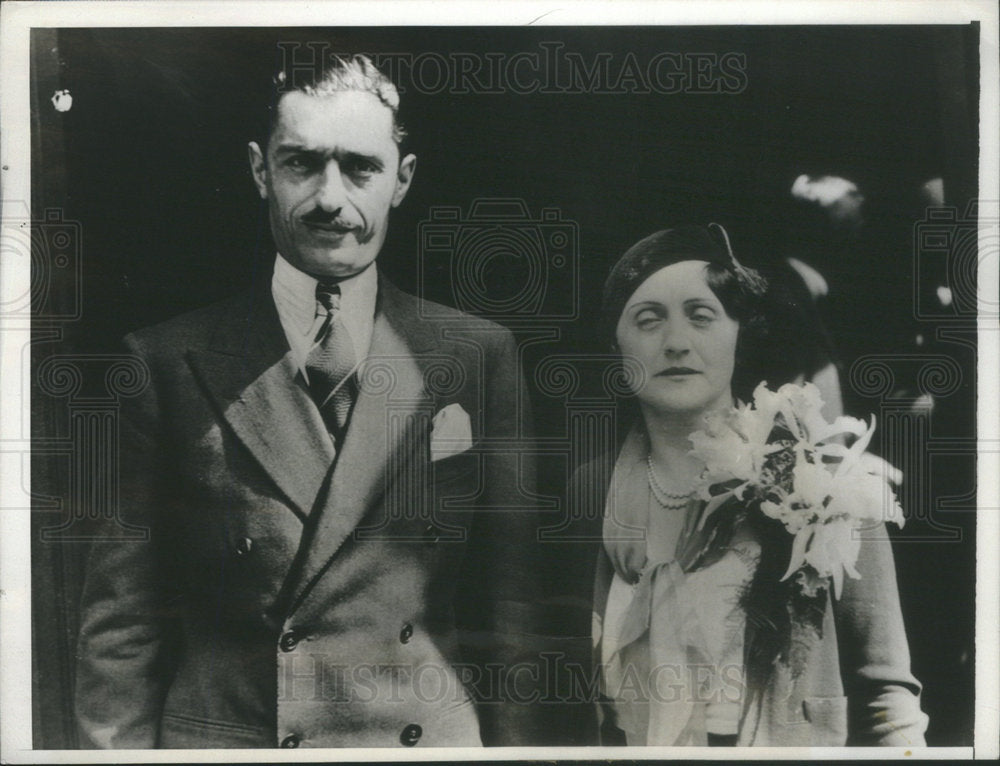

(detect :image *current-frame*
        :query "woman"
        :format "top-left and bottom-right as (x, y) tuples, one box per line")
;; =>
(581, 224), (927, 746)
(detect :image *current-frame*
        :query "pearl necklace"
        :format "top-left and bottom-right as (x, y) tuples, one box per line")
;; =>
(646, 454), (694, 510)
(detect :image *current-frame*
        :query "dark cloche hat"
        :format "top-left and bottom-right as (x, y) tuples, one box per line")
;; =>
(600, 223), (744, 344)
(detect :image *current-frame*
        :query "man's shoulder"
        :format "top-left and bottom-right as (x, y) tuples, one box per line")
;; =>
(417, 296), (509, 335)
(124, 289), (261, 356)
(386, 281), (515, 345)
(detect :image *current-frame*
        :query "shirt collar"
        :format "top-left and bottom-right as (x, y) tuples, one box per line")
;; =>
(272, 253), (377, 336)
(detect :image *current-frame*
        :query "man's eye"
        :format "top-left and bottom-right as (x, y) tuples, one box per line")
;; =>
(344, 159), (379, 178)
(285, 156), (313, 172)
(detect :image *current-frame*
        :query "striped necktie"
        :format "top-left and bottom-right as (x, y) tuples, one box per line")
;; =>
(305, 282), (357, 440)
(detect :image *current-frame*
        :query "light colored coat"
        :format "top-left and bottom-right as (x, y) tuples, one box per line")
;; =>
(574, 444), (928, 747)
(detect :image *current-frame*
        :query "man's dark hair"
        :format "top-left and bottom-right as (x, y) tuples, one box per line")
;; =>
(258, 53), (408, 155)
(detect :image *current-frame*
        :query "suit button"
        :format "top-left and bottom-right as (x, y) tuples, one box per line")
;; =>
(235, 537), (253, 555)
(399, 623), (413, 644)
(280, 734), (300, 748)
(279, 631), (299, 652)
(400, 723), (422, 747)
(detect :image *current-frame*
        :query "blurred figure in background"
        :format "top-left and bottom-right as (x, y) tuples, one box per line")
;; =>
(767, 168), (975, 746)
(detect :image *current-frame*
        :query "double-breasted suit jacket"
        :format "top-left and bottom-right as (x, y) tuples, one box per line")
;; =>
(74, 274), (545, 749)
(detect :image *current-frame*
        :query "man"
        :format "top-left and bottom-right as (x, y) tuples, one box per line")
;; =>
(75, 54), (544, 749)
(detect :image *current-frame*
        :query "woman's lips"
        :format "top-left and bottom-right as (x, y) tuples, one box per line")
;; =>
(657, 367), (700, 377)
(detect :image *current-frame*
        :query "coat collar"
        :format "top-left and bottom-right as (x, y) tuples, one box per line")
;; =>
(185, 280), (335, 520)
(184, 272), (439, 524)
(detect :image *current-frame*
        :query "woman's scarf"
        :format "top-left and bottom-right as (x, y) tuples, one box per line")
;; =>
(601, 424), (759, 745)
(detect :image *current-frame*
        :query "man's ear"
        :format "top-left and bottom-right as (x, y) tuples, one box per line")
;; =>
(248, 141), (268, 200)
(391, 153), (417, 208)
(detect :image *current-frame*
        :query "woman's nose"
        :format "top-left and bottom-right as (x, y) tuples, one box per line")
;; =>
(661, 321), (691, 356)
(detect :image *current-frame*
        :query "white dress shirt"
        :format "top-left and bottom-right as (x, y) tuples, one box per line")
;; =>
(271, 253), (377, 384)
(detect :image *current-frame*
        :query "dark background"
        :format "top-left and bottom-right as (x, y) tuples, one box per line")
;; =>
(30, 25), (978, 747)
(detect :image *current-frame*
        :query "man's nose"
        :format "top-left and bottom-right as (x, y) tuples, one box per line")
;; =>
(315, 161), (348, 212)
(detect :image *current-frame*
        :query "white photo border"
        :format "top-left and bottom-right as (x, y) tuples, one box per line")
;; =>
(1, 0), (997, 762)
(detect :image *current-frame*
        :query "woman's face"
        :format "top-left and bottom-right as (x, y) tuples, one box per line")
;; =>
(615, 260), (739, 417)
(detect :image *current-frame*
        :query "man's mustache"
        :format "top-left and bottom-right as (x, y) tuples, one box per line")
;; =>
(299, 208), (357, 230)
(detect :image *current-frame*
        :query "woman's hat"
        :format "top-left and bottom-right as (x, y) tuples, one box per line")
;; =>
(600, 223), (745, 345)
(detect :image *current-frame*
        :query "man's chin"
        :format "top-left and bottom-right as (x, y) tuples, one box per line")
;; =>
(290, 247), (378, 280)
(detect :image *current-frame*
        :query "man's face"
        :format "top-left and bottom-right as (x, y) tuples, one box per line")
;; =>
(249, 90), (416, 279)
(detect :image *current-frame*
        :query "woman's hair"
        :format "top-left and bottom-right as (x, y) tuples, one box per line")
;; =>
(703, 261), (771, 403)
(600, 224), (769, 403)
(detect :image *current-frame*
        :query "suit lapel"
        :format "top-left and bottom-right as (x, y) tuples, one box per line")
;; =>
(186, 284), (335, 521)
(284, 277), (439, 613)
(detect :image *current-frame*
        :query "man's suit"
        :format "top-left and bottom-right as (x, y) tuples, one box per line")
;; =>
(74, 273), (545, 748)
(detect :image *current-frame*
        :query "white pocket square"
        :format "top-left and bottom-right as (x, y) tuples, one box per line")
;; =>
(430, 403), (473, 462)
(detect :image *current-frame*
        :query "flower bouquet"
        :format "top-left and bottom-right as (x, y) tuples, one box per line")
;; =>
(685, 381), (906, 600)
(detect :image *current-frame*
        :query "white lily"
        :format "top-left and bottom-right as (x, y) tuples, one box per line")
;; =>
(688, 382), (906, 600)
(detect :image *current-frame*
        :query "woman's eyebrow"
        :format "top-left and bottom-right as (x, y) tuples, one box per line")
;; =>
(625, 300), (664, 311)
(624, 297), (720, 313)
